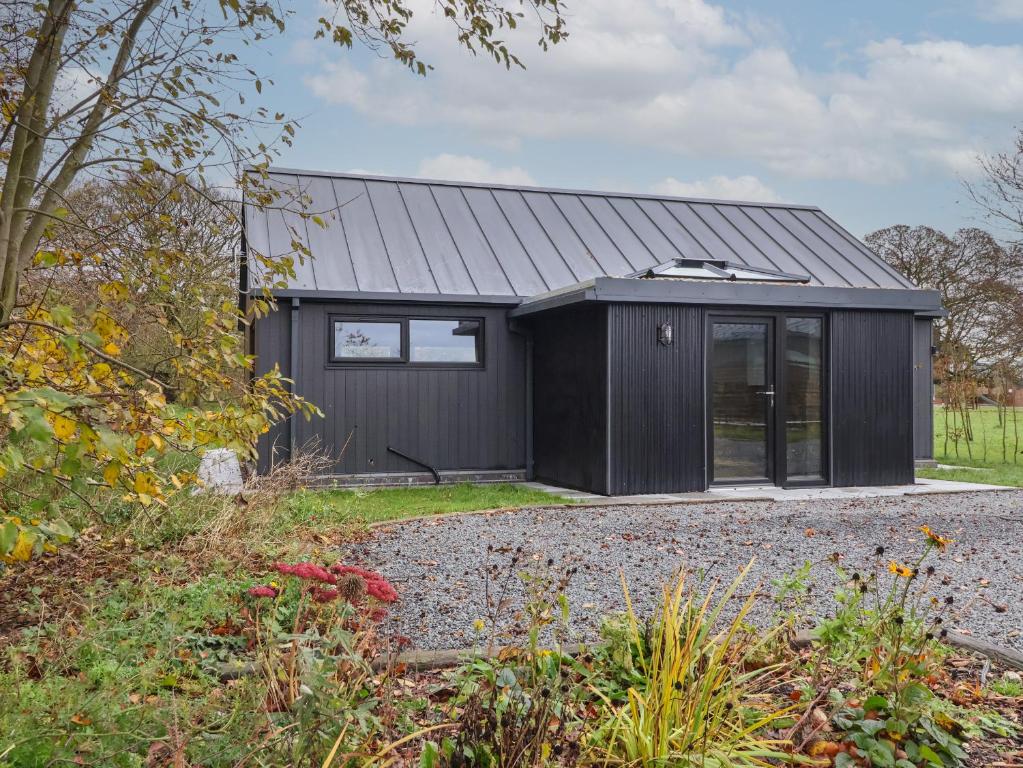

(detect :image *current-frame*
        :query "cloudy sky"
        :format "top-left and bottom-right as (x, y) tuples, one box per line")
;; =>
(260, 0), (1023, 237)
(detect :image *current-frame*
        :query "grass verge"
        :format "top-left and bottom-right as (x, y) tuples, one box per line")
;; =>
(917, 464), (1023, 487)
(281, 482), (567, 529)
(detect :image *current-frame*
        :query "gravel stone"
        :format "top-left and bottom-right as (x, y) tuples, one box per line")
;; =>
(338, 491), (1023, 650)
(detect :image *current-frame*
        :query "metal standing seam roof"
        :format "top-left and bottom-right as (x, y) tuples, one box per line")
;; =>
(242, 168), (920, 299)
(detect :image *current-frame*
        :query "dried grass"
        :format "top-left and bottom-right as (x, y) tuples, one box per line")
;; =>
(177, 444), (334, 561)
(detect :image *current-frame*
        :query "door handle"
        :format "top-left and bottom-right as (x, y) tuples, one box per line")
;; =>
(755, 388), (775, 407)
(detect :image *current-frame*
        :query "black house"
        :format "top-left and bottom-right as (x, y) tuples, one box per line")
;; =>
(243, 169), (942, 495)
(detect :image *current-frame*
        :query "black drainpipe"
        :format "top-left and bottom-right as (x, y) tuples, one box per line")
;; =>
(288, 297), (300, 462)
(386, 446), (440, 484)
(509, 319), (534, 480)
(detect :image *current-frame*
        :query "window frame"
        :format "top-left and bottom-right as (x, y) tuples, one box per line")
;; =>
(326, 314), (486, 369)
(408, 317), (485, 368)
(329, 316), (407, 364)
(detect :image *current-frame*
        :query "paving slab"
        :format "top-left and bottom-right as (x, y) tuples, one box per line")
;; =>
(520, 477), (1014, 505)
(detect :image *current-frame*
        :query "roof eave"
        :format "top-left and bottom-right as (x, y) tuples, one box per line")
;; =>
(268, 288), (523, 306)
(508, 277), (944, 317)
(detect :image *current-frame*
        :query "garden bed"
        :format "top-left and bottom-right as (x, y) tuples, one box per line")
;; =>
(4, 486), (1023, 767)
(5, 517), (1022, 767)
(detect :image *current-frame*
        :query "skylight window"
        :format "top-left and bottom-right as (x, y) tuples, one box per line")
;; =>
(627, 259), (810, 283)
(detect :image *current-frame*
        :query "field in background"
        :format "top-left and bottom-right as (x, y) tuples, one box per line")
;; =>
(918, 406), (1023, 487)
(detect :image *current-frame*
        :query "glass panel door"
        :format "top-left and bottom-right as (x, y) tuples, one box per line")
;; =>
(784, 317), (825, 483)
(710, 320), (774, 484)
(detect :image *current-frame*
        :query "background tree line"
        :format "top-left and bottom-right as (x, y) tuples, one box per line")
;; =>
(867, 143), (1023, 411)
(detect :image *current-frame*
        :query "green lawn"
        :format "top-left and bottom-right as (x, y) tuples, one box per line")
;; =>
(281, 482), (569, 529)
(917, 406), (1023, 487)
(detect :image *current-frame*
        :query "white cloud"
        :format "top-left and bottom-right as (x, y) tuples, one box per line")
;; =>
(652, 174), (779, 202)
(978, 0), (1023, 20)
(652, 0), (748, 46)
(416, 154), (536, 185)
(303, 0), (1023, 183)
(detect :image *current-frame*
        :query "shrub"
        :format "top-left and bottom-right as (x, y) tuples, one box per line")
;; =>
(587, 563), (796, 766)
(804, 525), (1016, 766)
(240, 560), (400, 764)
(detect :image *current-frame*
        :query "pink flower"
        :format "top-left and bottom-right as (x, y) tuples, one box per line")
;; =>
(311, 587), (340, 603)
(366, 579), (398, 603)
(273, 562), (337, 584)
(331, 563), (398, 603)
(247, 585), (277, 598)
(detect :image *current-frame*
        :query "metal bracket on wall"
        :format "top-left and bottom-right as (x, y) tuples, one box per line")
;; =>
(386, 446), (441, 484)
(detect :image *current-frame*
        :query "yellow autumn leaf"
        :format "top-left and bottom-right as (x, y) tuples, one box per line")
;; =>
(103, 342), (121, 356)
(135, 434), (152, 454)
(92, 312), (121, 341)
(103, 462), (121, 486)
(134, 472), (159, 497)
(150, 433), (164, 451)
(91, 362), (112, 380)
(99, 280), (128, 301)
(11, 531), (36, 562)
(51, 413), (76, 440)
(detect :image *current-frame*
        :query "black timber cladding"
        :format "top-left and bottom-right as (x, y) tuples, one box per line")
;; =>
(830, 311), (915, 486)
(255, 306), (291, 474)
(607, 304), (705, 494)
(529, 303), (918, 494)
(244, 169), (940, 490)
(913, 318), (934, 461)
(531, 305), (609, 494)
(257, 301), (526, 476)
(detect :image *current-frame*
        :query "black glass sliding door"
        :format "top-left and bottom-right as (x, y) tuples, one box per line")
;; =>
(709, 313), (827, 487)
(784, 317), (825, 483)
(709, 319), (774, 484)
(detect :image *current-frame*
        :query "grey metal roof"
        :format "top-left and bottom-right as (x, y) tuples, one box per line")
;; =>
(243, 168), (920, 298)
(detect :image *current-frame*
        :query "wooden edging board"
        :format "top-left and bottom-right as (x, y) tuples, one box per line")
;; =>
(792, 629), (1023, 670)
(216, 629), (1023, 681)
(375, 630), (1023, 673)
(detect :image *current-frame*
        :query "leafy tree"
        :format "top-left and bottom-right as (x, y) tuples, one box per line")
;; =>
(25, 175), (239, 395)
(0, 0), (567, 562)
(865, 224), (1023, 379)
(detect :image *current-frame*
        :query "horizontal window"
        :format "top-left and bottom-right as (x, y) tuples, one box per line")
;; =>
(410, 319), (482, 363)
(328, 316), (484, 366)
(333, 320), (402, 360)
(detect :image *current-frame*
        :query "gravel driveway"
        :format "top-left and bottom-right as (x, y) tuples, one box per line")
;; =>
(339, 491), (1023, 650)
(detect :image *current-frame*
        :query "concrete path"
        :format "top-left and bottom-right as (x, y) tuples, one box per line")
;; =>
(518, 477), (1013, 504)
